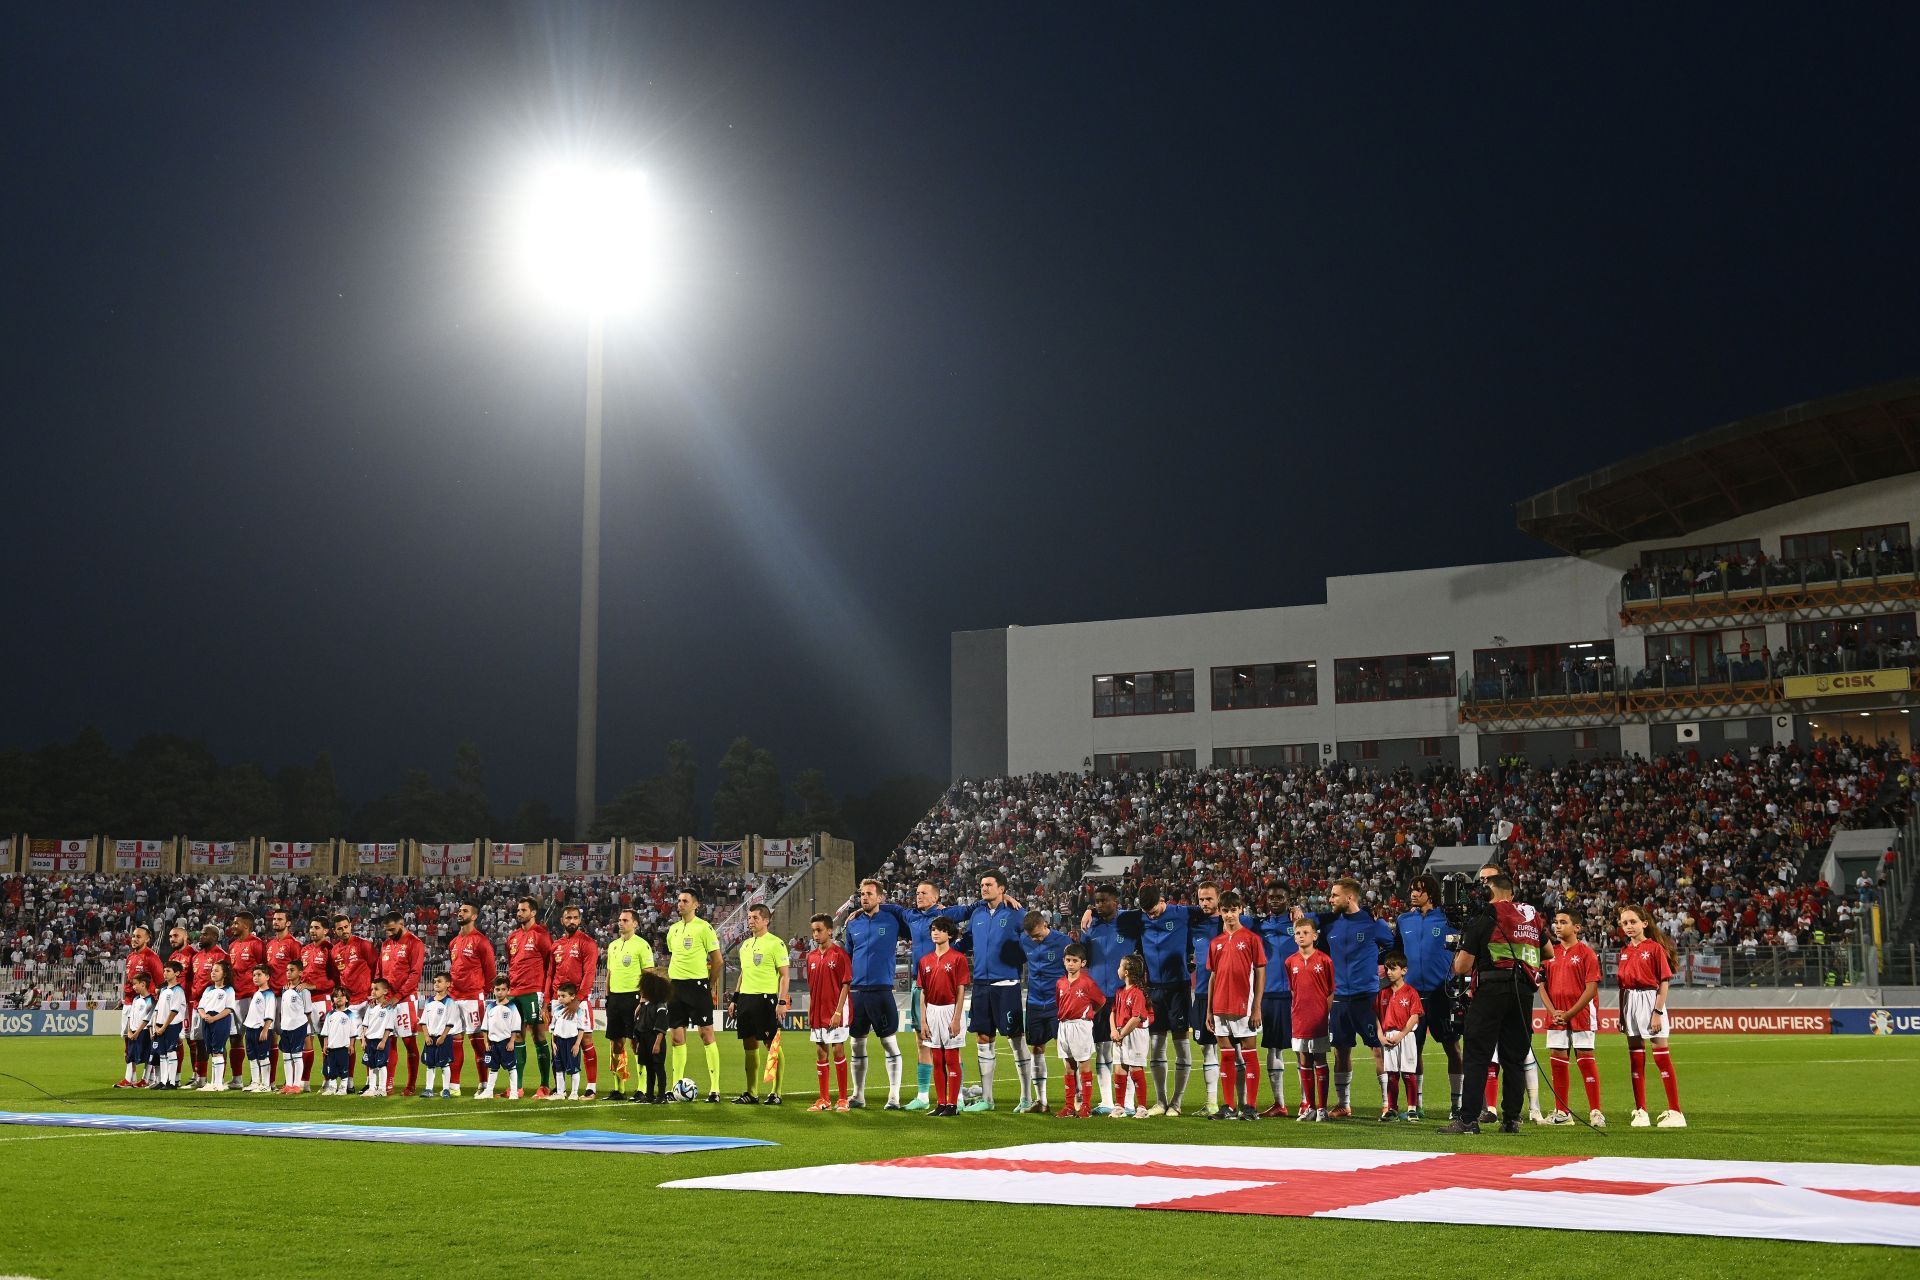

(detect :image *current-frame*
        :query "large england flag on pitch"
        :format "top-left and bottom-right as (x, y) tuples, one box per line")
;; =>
(665, 1142), (1920, 1248)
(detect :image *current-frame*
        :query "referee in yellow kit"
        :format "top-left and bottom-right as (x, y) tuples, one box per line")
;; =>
(604, 908), (654, 1100)
(727, 903), (791, 1105)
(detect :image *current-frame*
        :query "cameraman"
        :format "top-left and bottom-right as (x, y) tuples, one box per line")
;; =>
(1438, 871), (1543, 1135)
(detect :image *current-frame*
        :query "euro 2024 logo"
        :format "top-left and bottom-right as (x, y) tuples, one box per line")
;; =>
(1867, 1009), (1894, 1036)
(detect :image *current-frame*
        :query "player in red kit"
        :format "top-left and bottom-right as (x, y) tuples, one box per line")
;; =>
(377, 911), (426, 1093)
(804, 915), (852, 1110)
(117, 926), (163, 1086)
(1286, 919), (1334, 1121)
(263, 909), (303, 1086)
(166, 925), (198, 1086)
(1542, 909), (1604, 1127)
(549, 904), (601, 1097)
(1053, 943), (1106, 1117)
(226, 913), (266, 1090)
(915, 916), (970, 1116)
(446, 901), (496, 1095)
(1617, 904), (1684, 1129)
(1206, 892), (1266, 1120)
(1375, 953), (1424, 1120)
(187, 925), (226, 1086)
(330, 914), (378, 1088)
(298, 919), (336, 1089)
(506, 898), (557, 1097)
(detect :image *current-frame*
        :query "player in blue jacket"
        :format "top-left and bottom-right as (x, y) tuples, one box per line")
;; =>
(1294, 876), (1395, 1116)
(950, 871), (1028, 1112)
(1075, 884), (1134, 1114)
(838, 879), (912, 1109)
(1393, 873), (1464, 1118)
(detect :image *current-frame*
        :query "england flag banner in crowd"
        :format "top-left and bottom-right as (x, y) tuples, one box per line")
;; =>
(352, 842), (400, 868)
(666, 1142), (1920, 1248)
(266, 841), (317, 871)
(188, 840), (242, 868)
(555, 842), (613, 874)
(491, 841), (529, 868)
(29, 838), (90, 872)
(761, 837), (813, 870)
(632, 842), (676, 875)
(697, 840), (743, 868)
(112, 839), (165, 872)
(417, 841), (475, 876)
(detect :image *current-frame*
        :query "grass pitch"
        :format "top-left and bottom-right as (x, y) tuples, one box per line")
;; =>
(1, 1033), (1916, 1278)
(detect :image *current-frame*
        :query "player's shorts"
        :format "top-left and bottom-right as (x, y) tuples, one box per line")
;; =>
(1382, 1033), (1419, 1073)
(421, 1037), (453, 1068)
(1024, 1007), (1058, 1048)
(552, 1034), (580, 1074)
(508, 991), (545, 1030)
(1260, 993), (1293, 1049)
(1546, 1028), (1597, 1050)
(1146, 983), (1191, 1037)
(809, 1024), (849, 1046)
(1091, 1003), (1113, 1045)
(202, 1014), (233, 1049)
(921, 1003), (964, 1050)
(1117, 1026), (1150, 1068)
(1191, 997), (1217, 1046)
(849, 987), (898, 1039)
(1413, 985), (1457, 1045)
(733, 993), (778, 1041)
(667, 979), (713, 1029)
(906, 985), (924, 1033)
(390, 996), (419, 1037)
(324, 1047), (352, 1078)
(1328, 993), (1381, 1050)
(488, 1037), (515, 1070)
(967, 983), (1023, 1037)
(1620, 988), (1668, 1039)
(278, 1027), (307, 1054)
(152, 1024), (182, 1058)
(1057, 1018), (1095, 1063)
(605, 991), (639, 1040)
(363, 1043), (390, 1069)
(1291, 1032), (1330, 1054)
(452, 997), (482, 1035)
(1210, 1012), (1255, 1042)
(124, 1031), (150, 1064)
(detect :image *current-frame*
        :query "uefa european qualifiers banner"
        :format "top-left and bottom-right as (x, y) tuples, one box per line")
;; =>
(1831, 1007), (1920, 1035)
(1528, 1008), (1832, 1035)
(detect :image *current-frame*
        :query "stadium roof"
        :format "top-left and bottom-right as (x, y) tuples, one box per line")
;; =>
(1515, 377), (1920, 554)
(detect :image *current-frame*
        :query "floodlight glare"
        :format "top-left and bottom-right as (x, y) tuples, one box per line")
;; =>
(513, 165), (653, 315)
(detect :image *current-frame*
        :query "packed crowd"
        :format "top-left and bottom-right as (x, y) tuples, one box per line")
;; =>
(1621, 537), (1915, 600)
(877, 738), (1909, 953)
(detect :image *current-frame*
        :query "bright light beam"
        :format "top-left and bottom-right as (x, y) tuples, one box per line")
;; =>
(510, 164), (655, 316)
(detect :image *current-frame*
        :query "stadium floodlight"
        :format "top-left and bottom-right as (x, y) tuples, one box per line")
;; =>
(511, 164), (654, 316)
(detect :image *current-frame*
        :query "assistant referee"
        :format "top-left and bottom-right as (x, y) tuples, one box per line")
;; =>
(604, 909), (654, 1100)
(727, 903), (791, 1105)
(666, 889), (724, 1103)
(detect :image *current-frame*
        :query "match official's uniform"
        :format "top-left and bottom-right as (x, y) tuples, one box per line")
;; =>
(605, 934), (654, 1041)
(666, 916), (721, 1028)
(734, 931), (789, 1041)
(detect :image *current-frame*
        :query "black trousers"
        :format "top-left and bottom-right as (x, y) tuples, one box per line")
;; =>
(1457, 973), (1535, 1123)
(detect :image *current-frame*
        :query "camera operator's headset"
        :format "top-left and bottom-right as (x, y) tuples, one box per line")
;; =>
(1446, 870), (1605, 1139)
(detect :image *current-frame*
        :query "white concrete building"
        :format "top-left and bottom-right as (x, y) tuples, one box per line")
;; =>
(952, 379), (1920, 779)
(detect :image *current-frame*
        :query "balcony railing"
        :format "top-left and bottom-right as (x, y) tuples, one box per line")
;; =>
(1621, 548), (1919, 624)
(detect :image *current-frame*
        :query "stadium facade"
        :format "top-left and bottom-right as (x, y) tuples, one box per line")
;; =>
(953, 379), (1920, 779)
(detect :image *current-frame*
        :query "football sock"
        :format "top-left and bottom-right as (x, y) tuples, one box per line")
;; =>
(1096, 1043), (1115, 1107)
(669, 1040), (687, 1085)
(1298, 1061), (1315, 1109)
(1651, 1046), (1680, 1110)
(1030, 1053), (1048, 1107)
(816, 1057), (831, 1102)
(1078, 1069), (1093, 1109)
(1267, 1048), (1287, 1109)
(850, 1040), (869, 1099)
(1387, 1073), (1400, 1109)
(1578, 1053), (1602, 1110)
(1242, 1050), (1261, 1108)
(1129, 1068), (1147, 1111)
(881, 1034), (903, 1101)
(1063, 1069), (1079, 1112)
(303, 1044), (316, 1083)
(123, 1062), (135, 1083)
(916, 1060), (933, 1099)
(1377, 1071), (1389, 1106)
(1010, 1035), (1032, 1103)
(1406, 1070), (1421, 1108)
(744, 1046), (761, 1091)
(535, 1037), (553, 1088)
(1485, 1066), (1499, 1108)
(1203, 1044), (1221, 1108)
(1449, 1071), (1464, 1114)
(450, 1039), (464, 1084)
(1171, 1037), (1193, 1105)
(403, 1037), (418, 1091)
(583, 1036), (598, 1087)
(270, 1045), (280, 1084)
(1551, 1052), (1571, 1111)
(1316, 1062), (1329, 1107)
(1523, 1051), (1541, 1113)
(1220, 1049), (1237, 1109)
(946, 1048), (963, 1105)
(977, 1042), (997, 1102)
(510, 1067), (520, 1092)
(1629, 1047), (1648, 1109)
(1148, 1032), (1170, 1106)
(703, 1040), (721, 1096)
(515, 1040), (529, 1078)
(1335, 1070), (1352, 1107)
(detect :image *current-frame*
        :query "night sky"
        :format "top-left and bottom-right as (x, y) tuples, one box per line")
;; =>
(5, 5), (1918, 815)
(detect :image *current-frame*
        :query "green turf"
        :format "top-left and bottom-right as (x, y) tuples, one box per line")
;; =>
(1, 1033), (1916, 1277)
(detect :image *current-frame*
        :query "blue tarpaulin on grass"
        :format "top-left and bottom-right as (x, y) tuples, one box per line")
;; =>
(0, 1111), (773, 1154)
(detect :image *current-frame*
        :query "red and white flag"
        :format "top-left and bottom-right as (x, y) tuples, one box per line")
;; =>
(352, 842), (399, 867)
(113, 839), (166, 871)
(491, 841), (528, 868)
(631, 843), (676, 875)
(697, 840), (742, 868)
(761, 837), (813, 870)
(188, 841), (241, 868)
(556, 842), (614, 874)
(664, 1142), (1920, 1248)
(267, 841), (317, 871)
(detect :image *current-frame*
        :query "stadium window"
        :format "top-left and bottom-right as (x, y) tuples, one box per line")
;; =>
(1355, 740), (1380, 760)
(1782, 523), (1910, 563)
(1645, 626), (1767, 669)
(1638, 539), (1761, 570)
(1092, 668), (1194, 717)
(1221, 746), (1253, 766)
(1210, 661), (1318, 710)
(1417, 737), (1444, 757)
(1213, 742), (1314, 767)
(1571, 728), (1598, 749)
(1472, 640), (1615, 697)
(1334, 652), (1455, 703)
(1787, 612), (1916, 650)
